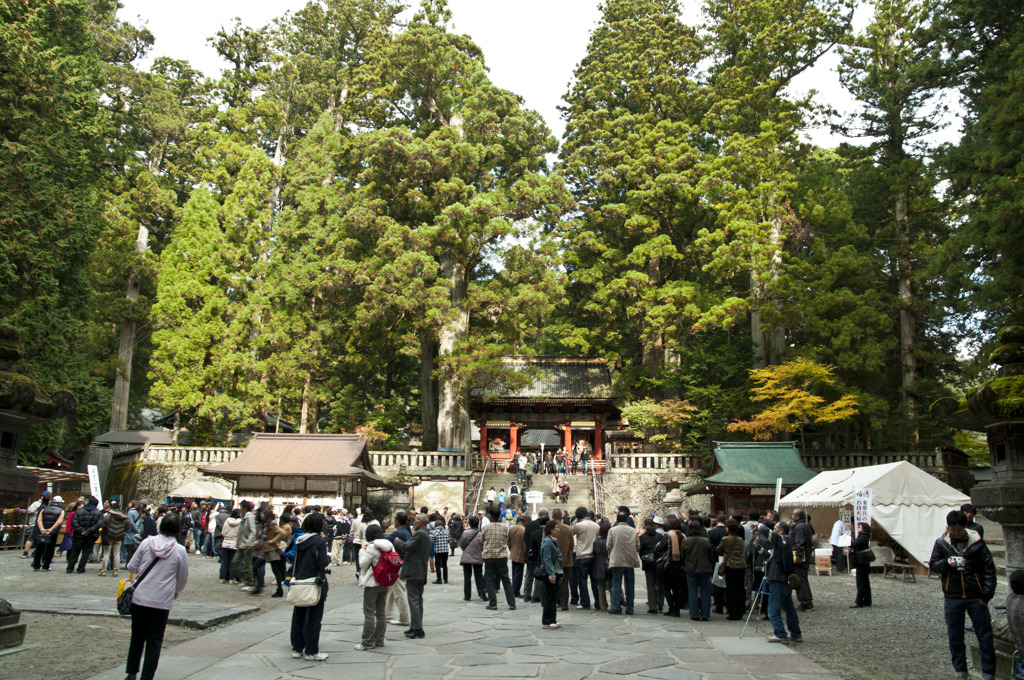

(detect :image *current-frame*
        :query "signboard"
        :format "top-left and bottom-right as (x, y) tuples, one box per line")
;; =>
(87, 464), (102, 503)
(280, 477), (297, 491)
(854, 488), (872, 527)
(749, 487), (776, 495)
(306, 479), (339, 493)
(774, 477), (783, 511)
(525, 491), (543, 504)
(838, 508), (853, 547)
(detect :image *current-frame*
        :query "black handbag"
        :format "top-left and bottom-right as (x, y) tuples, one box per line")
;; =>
(856, 549), (876, 564)
(533, 565), (550, 581)
(640, 551), (657, 569)
(116, 555), (162, 616)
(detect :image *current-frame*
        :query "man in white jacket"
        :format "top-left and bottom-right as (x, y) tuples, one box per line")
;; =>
(356, 525), (394, 650)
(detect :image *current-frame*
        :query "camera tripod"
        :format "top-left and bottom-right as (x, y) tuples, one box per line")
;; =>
(739, 575), (769, 639)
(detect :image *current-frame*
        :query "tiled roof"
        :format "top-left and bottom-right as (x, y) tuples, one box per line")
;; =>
(199, 433), (381, 482)
(702, 442), (817, 487)
(474, 356), (613, 401)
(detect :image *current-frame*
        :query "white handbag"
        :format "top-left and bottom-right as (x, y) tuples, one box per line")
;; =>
(287, 577), (322, 607)
(711, 557), (726, 589)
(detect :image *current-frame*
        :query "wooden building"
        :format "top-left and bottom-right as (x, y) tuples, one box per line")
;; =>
(687, 441), (818, 514)
(471, 356), (621, 467)
(199, 433), (386, 510)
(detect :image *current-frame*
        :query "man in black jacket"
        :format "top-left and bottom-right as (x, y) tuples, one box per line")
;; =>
(393, 514), (430, 639)
(67, 495), (102, 573)
(930, 510), (997, 680)
(524, 508), (549, 603)
(788, 509), (814, 611)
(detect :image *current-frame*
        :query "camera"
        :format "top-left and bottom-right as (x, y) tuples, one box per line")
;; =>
(323, 567), (332, 576)
(949, 556), (965, 571)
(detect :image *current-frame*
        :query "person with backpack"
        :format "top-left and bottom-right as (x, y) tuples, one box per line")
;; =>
(355, 524), (398, 651)
(755, 520), (802, 643)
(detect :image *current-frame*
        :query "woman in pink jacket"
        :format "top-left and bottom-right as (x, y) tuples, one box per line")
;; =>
(123, 512), (189, 680)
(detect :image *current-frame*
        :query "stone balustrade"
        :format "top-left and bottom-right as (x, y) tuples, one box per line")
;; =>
(799, 450), (945, 471)
(370, 451), (467, 470)
(606, 453), (704, 471)
(111, 444), (244, 465)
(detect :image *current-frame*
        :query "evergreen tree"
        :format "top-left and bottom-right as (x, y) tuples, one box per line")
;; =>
(0, 0), (112, 458)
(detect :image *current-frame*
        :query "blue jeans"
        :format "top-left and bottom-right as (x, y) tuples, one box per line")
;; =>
(943, 597), (996, 678)
(610, 567), (635, 614)
(767, 580), (802, 639)
(686, 572), (712, 619)
(202, 532), (215, 556)
(192, 528), (202, 551)
(575, 557), (595, 608)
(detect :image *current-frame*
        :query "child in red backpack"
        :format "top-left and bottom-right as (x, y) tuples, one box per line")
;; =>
(356, 525), (399, 650)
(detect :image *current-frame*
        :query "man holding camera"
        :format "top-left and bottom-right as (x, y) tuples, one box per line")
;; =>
(930, 509), (997, 680)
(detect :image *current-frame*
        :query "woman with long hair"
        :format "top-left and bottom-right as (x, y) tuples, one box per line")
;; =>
(851, 522), (873, 608)
(717, 519), (747, 620)
(123, 512), (189, 680)
(249, 507), (290, 596)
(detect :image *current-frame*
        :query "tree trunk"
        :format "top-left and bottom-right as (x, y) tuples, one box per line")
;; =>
(300, 372), (313, 434)
(420, 333), (439, 450)
(895, 189), (919, 448)
(436, 255), (471, 456)
(751, 217), (787, 368)
(108, 223), (145, 431)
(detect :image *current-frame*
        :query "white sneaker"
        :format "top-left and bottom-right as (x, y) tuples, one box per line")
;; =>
(544, 623), (561, 629)
(354, 643), (372, 651)
(291, 650), (303, 659)
(304, 652), (328, 661)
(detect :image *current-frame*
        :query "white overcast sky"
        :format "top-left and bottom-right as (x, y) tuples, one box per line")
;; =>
(117, 0), (958, 149)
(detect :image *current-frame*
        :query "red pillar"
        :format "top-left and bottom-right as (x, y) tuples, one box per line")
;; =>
(563, 423), (572, 451)
(510, 424), (519, 457)
(479, 423), (488, 461)
(594, 424), (602, 460)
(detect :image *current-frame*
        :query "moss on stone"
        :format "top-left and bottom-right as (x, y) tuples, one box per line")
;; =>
(990, 375), (1024, 418)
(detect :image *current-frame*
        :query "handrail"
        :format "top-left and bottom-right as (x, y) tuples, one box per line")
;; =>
(592, 471), (604, 518)
(467, 468), (487, 516)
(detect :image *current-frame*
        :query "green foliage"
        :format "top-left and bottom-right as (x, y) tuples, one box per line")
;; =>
(620, 398), (697, 453)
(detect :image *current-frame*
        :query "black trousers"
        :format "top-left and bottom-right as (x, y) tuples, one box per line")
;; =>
(855, 561), (872, 605)
(32, 538), (56, 570)
(542, 574), (561, 625)
(67, 534), (95, 572)
(127, 603), (169, 680)
(463, 563), (484, 600)
(511, 561), (524, 596)
(725, 567), (746, 619)
(434, 553), (449, 582)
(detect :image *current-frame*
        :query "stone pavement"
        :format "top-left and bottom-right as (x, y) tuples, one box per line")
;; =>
(0, 591), (258, 629)
(85, 574), (841, 680)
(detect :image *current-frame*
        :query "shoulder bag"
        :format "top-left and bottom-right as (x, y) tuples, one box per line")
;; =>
(856, 548), (876, 564)
(287, 542), (323, 607)
(116, 554), (162, 616)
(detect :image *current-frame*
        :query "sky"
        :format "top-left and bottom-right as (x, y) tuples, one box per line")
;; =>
(117, 0), (957, 150)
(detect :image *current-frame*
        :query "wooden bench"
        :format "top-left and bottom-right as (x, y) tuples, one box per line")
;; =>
(883, 561), (916, 582)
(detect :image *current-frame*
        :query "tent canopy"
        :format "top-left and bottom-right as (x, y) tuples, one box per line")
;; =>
(168, 479), (233, 500)
(778, 461), (970, 566)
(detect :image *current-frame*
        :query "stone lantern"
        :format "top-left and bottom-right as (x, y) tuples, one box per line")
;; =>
(932, 325), (1024, 678)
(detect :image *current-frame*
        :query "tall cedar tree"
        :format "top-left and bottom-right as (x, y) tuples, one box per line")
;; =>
(0, 0), (111, 459)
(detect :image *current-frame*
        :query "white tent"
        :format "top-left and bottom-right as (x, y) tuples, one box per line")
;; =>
(778, 461), (970, 566)
(167, 479), (234, 501)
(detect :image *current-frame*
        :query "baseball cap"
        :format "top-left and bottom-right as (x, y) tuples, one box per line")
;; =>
(52, 495), (64, 503)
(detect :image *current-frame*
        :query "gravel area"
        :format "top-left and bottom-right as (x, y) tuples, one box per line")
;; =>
(0, 548), (1010, 680)
(784, 567), (1010, 680)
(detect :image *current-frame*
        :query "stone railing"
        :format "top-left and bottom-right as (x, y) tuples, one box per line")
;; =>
(370, 451), (467, 470)
(112, 444), (244, 465)
(800, 450), (945, 471)
(606, 453), (704, 471)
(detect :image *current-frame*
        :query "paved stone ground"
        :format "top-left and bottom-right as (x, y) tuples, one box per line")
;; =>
(0, 591), (258, 629)
(85, 577), (842, 680)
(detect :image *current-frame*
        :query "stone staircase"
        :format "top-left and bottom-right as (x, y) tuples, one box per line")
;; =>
(473, 472), (594, 515)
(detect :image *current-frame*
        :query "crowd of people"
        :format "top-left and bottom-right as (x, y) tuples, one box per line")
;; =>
(18, 490), (1024, 680)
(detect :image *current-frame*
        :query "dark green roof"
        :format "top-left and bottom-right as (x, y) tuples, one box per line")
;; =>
(702, 442), (817, 487)
(473, 357), (613, 401)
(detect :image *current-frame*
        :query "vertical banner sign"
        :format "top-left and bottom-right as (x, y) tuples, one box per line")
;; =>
(854, 488), (872, 527)
(87, 464), (102, 503)
(774, 477), (783, 510)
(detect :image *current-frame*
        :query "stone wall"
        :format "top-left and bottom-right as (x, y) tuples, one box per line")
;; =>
(105, 460), (232, 503)
(598, 470), (710, 518)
